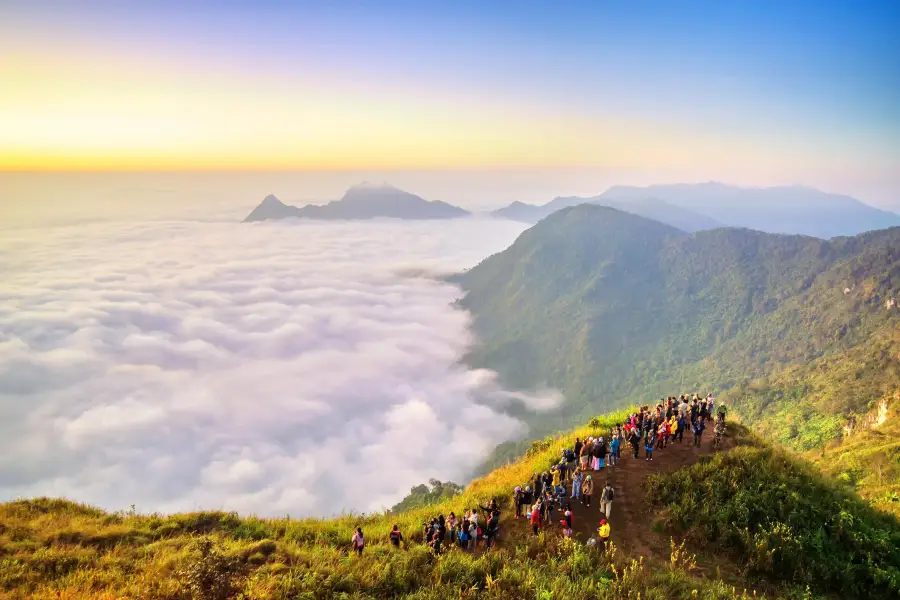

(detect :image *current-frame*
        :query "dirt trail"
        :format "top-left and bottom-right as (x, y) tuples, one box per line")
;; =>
(508, 424), (733, 560)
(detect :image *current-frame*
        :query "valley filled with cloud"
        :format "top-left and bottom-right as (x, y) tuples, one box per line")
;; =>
(0, 216), (561, 517)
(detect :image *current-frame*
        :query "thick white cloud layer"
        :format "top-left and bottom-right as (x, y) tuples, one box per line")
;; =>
(0, 217), (561, 517)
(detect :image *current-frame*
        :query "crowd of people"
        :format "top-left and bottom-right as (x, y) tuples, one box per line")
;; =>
(352, 393), (727, 555)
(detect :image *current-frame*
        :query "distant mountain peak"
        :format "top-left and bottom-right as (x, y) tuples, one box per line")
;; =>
(242, 183), (469, 222)
(260, 194), (285, 206)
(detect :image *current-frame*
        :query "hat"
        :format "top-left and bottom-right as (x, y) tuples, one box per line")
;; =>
(515, 486), (521, 492)
(600, 519), (607, 525)
(565, 510), (571, 516)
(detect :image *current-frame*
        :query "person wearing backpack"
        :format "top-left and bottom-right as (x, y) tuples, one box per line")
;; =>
(484, 511), (500, 549)
(458, 518), (469, 548)
(389, 524), (404, 548)
(429, 528), (442, 555)
(717, 401), (727, 422)
(692, 418), (706, 447)
(513, 486), (524, 519)
(600, 482), (615, 518)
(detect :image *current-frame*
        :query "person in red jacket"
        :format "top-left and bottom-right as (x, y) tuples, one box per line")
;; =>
(530, 503), (542, 535)
(560, 509), (574, 537)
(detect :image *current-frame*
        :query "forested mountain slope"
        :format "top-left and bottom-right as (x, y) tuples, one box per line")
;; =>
(458, 205), (900, 446)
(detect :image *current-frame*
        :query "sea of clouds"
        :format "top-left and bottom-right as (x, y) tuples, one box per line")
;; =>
(0, 216), (562, 517)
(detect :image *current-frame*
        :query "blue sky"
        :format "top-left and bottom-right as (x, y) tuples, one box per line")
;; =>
(1, 0), (898, 204)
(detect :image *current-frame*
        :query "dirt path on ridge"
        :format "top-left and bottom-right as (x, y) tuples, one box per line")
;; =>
(505, 424), (734, 563)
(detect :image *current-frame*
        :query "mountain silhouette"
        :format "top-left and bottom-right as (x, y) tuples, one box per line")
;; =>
(243, 182), (470, 222)
(493, 183), (900, 238)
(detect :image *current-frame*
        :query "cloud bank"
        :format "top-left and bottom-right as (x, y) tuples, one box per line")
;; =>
(0, 217), (561, 517)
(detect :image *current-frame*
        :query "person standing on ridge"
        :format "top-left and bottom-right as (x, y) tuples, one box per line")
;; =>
(609, 434), (620, 467)
(692, 417), (706, 447)
(351, 527), (365, 556)
(571, 468), (583, 500)
(581, 437), (594, 471)
(600, 481), (615, 518)
(582, 475), (594, 507)
(389, 524), (404, 548)
(598, 519), (611, 549)
(628, 426), (641, 458)
(561, 509), (574, 538)
(530, 502), (542, 536)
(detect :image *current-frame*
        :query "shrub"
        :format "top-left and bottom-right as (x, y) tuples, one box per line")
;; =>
(175, 537), (243, 600)
(645, 444), (900, 598)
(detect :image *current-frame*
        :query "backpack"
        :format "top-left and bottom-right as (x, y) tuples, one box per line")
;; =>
(606, 487), (615, 501)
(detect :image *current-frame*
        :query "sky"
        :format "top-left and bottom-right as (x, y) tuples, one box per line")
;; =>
(1, 0), (899, 207)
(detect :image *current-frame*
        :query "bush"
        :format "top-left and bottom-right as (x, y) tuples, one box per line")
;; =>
(645, 444), (900, 598)
(176, 537), (243, 600)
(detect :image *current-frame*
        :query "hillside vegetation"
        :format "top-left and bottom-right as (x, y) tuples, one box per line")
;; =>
(646, 434), (900, 597)
(3, 409), (900, 599)
(458, 205), (900, 451)
(808, 394), (900, 516)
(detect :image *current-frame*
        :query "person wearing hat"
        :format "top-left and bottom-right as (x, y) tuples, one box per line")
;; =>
(513, 486), (524, 519)
(582, 474), (594, 507)
(598, 519), (611, 548)
(561, 509), (574, 537)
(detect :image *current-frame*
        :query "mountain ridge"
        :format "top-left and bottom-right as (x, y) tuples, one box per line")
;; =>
(242, 182), (470, 222)
(459, 204), (900, 450)
(492, 182), (900, 238)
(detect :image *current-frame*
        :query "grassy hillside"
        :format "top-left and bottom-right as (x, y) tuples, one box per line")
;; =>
(645, 434), (900, 598)
(3, 409), (899, 599)
(458, 205), (900, 449)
